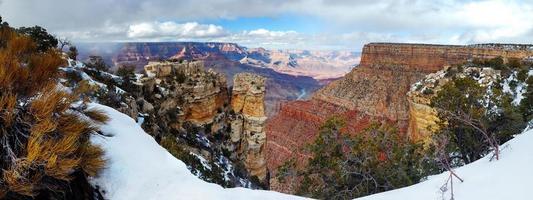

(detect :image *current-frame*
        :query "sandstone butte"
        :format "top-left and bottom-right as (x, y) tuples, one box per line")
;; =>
(266, 43), (533, 192)
(143, 61), (269, 183)
(230, 73), (268, 182)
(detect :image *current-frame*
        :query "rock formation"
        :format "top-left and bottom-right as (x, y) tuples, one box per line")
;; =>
(142, 61), (228, 126)
(77, 42), (354, 116)
(63, 58), (273, 188)
(230, 73), (268, 182)
(407, 66), (501, 144)
(315, 43), (533, 122)
(267, 43), (533, 192)
(132, 61), (269, 187)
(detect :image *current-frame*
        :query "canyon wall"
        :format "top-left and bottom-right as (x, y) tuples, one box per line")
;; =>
(314, 43), (533, 121)
(77, 42), (358, 117)
(140, 61), (269, 185)
(230, 73), (268, 182)
(142, 61), (228, 126)
(267, 43), (533, 192)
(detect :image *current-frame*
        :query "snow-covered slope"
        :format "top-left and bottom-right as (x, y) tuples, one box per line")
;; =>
(89, 103), (306, 200)
(357, 128), (533, 200)
(87, 102), (533, 200)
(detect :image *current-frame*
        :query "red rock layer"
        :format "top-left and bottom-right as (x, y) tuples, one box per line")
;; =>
(266, 43), (533, 192)
(266, 99), (401, 174)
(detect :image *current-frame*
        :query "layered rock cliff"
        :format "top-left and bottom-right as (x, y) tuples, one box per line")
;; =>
(314, 43), (533, 121)
(68, 59), (270, 188)
(267, 43), (533, 192)
(230, 73), (268, 182)
(77, 42), (352, 116)
(141, 61), (228, 129)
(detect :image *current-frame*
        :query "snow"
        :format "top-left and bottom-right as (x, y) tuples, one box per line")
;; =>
(502, 71), (528, 105)
(136, 116), (144, 126)
(60, 59), (109, 90)
(88, 102), (533, 200)
(356, 128), (533, 200)
(190, 152), (212, 171)
(89, 103), (306, 200)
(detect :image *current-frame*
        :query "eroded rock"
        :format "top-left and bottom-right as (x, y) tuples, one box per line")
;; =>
(230, 73), (268, 182)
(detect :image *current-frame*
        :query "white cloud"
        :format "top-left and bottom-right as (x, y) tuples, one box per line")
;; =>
(245, 29), (298, 37)
(218, 29), (306, 49)
(127, 21), (228, 39)
(452, 0), (533, 43)
(1, 0), (532, 50)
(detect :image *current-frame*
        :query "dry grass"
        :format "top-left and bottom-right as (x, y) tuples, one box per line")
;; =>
(0, 25), (108, 198)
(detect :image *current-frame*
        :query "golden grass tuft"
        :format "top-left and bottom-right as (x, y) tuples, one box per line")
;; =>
(79, 143), (106, 177)
(0, 93), (17, 126)
(0, 25), (108, 198)
(84, 108), (110, 124)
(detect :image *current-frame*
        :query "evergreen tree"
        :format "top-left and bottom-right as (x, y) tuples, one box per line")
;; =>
(519, 76), (533, 121)
(282, 117), (437, 199)
(68, 45), (78, 60)
(116, 65), (139, 93)
(85, 55), (108, 72)
(431, 77), (489, 164)
(16, 26), (58, 52)
(431, 76), (526, 165)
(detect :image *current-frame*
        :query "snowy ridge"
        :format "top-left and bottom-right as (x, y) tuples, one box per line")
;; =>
(89, 103), (306, 200)
(59, 59), (120, 91)
(356, 129), (533, 200)
(90, 101), (533, 200)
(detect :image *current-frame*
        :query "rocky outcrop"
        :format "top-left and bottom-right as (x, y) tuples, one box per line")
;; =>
(78, 42), (347, 117)
(142, 61), (228, 126)
(63, 58), (272, 188)
(407, 66), (501, 144)
(230, 73), (268, 182)
(142, 62), (270, 185)
(315, 43), (533, 122)
(231, 73), (266, 117)
(267, 42), (533, 192)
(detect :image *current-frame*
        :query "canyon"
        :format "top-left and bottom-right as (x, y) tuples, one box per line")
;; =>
(241, 48), (359, 80)
(77, 42), (359, 116)
(267, 43), (533, 192)
(78, 42), (359, 80)
(141, 61), (269, 184)
(68, 59), (271, 187)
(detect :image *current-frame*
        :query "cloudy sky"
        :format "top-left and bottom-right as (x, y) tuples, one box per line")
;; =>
(1, 0), (532, 50)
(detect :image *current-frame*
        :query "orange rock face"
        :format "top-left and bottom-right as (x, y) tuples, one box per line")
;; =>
(266, 43), (533, 192)
(230, 73), (269, 182)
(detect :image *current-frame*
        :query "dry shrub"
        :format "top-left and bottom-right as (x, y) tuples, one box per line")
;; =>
(0, 25), (107, 199)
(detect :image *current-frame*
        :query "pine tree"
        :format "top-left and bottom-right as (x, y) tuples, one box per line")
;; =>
(288, 117), (437, 199)
(16, 26), (58, 53)
(116, 65), (137, 91)
(431, 75), (527, 165)
(68, 45), (78, 60)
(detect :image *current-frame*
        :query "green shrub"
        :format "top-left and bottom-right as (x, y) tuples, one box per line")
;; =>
(284, 118), (437, 200)
(431, 77), (526, 165)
